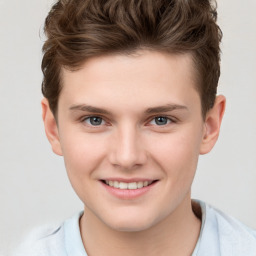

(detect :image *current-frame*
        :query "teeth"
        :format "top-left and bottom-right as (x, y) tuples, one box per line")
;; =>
(137, 182), (144, 189)
(119, 182), (128, 189)
(143, 181), (149, 187)
(105, 180), (154, 189)
(128, 182), (137, 189)
(113, 181), (119, 188)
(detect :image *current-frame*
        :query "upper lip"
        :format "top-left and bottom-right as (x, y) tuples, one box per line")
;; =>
(100, 178), (158, 183)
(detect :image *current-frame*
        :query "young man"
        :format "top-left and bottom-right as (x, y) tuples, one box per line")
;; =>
(16, 0), (256, 255)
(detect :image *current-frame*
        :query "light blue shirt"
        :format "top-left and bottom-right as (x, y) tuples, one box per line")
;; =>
(14, 200), (256, 256)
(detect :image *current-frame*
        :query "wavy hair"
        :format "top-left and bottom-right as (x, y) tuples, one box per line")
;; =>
(42, 0), (222, 117)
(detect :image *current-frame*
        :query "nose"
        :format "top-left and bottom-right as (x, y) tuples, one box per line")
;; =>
(109, 125), (147, 170)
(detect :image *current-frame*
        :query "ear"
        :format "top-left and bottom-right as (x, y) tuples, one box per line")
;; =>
(41, 98), (63, 156)
(200, 95), (226, 155)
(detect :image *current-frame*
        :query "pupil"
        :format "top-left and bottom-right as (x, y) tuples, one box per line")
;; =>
(90, 117), (102, 125)
(155, 117), (167, 125)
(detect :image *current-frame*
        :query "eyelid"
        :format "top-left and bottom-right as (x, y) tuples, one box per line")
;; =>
(80, 115), (108, 126)
(150, 117), (170, 125)
(146, 115), (177, 125)
(78, 114), (178, 127)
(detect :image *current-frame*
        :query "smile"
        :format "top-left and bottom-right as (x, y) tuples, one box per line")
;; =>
(101, 179), (159, 199)
(103, 180), (154, 190)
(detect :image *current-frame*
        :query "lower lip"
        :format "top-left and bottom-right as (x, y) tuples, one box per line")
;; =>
(101, 181), (158, 200)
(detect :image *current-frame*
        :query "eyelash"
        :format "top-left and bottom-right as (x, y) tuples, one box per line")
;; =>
(148, 116), (175, 126)
(81, 116), (107, 126)
(80, 115), (176, 127)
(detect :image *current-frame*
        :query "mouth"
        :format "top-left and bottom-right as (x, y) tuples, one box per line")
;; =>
(101, 180), (158, 190)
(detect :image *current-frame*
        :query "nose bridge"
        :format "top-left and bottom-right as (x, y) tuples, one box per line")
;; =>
(110, 122), (146, 169)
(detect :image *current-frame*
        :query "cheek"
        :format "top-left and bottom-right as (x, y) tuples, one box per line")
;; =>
(148, 128), (203, 181)
(59, 133), (109, 204)
(59, 130), (107, 180)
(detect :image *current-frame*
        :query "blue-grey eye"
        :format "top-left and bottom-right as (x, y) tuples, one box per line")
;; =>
(85, 116), (104, 126)
(150, 116), (170, 126)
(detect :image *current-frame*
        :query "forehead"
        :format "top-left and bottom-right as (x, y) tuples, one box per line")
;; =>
(62, 50), (196, 82)
(59, 50), (200, 112)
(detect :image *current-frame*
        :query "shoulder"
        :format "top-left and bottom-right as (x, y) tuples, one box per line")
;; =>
(12, 224), (66, 256)
(11, 211), (83, 256)
(197, 200), (256, 256)
(12, 211), (85, 256)
(206, 202), (256, 240)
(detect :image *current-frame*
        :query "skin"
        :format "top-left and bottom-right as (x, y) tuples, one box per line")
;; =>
(42, 50), (225, 255)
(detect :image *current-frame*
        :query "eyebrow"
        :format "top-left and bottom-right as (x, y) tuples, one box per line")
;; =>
(69, 104), (111, 115)
(69, 104), (188, 115)
(145, 104), (188, 114)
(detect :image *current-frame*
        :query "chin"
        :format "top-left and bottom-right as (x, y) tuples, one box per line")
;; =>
(104, 213), (157, 232)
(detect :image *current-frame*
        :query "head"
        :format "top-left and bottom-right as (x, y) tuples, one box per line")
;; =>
(41, 0), (225, 232)
(42, 0), (222, 119)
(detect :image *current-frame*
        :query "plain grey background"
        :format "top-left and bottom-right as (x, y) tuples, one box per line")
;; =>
(0, 0), (256, 255)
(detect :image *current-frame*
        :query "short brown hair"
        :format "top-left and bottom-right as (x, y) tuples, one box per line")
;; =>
(42, 0), (222, 117)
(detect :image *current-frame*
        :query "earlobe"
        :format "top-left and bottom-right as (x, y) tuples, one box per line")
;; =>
(200, 95), (226, 155)
(41, 98), (63, 156)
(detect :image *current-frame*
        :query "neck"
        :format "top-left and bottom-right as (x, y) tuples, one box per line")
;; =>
(80, 196), (201, 256)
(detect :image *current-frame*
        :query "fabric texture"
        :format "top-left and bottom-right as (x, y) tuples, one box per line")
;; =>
(13, 200), (256, 256)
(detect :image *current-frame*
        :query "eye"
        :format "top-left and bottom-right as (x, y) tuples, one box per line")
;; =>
(83, 116), (105, 126)
(149, 116), (171, 126)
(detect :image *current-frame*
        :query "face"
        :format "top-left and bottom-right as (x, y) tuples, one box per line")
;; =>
(43, 50), (224, 232)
